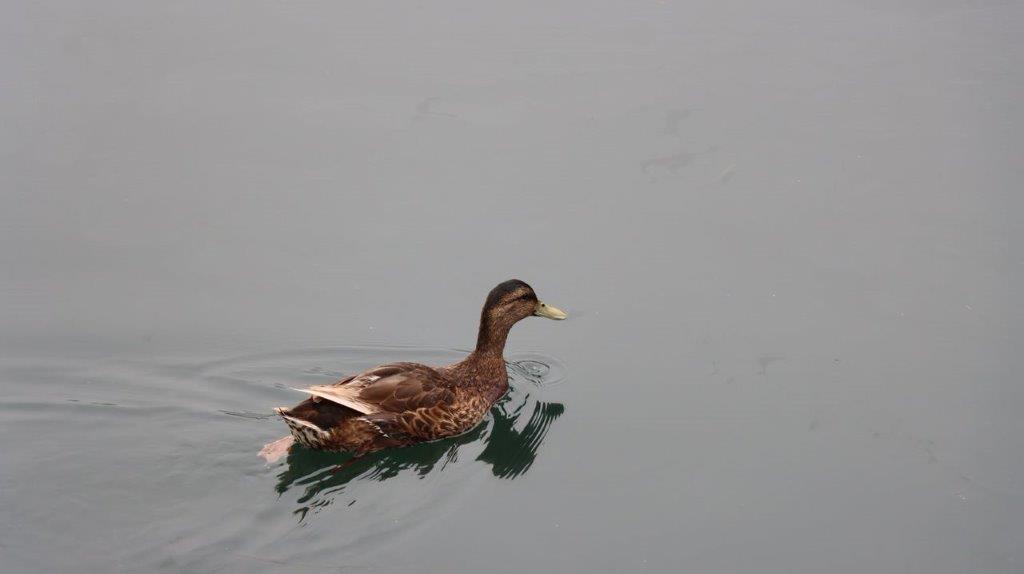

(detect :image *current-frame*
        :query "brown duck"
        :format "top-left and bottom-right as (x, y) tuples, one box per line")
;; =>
(259, 280), (566, 462)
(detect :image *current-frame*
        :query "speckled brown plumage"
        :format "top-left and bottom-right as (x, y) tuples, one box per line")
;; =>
(265, 280), (565, 459)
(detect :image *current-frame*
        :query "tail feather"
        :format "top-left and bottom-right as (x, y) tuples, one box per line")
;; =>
(275, 407), (331, 448)
(275, 407), (325, 431)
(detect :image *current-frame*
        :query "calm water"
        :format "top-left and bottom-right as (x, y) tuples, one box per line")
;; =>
(2, 2), (1022, 573)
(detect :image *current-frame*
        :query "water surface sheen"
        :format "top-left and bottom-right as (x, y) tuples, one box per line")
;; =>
(0, 348), (567, 573)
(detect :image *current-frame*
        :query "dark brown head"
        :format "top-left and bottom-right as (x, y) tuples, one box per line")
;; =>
(475, 279), (566, 355)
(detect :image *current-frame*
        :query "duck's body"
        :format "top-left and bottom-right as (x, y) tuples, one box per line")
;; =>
(276, 357), (506, 454)
(262, 280), (565, 461)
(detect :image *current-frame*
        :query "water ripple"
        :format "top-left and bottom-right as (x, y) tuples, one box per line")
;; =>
(0, 346), (569, 573)
(123, 346), (565, 570)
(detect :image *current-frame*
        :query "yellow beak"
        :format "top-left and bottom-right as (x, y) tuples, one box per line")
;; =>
(534, 301), (567, 320)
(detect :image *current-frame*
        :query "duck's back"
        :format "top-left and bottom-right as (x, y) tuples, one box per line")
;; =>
(277, 359), (506, 454)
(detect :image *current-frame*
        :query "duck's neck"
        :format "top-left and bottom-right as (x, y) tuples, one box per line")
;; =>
(474, 312), (513, 358)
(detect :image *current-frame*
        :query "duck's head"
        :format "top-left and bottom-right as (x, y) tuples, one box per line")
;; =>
(476, 279), (566, 354)
(483, 279), (567, 322)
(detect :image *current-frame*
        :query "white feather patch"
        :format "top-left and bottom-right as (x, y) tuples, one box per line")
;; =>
(289, 385), (380, 415)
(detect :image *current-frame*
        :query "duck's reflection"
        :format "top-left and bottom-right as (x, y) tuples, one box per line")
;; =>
(274, 389), (564, 517)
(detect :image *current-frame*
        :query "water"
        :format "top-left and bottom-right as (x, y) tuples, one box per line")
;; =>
(1, 348), (567, 572)
(2, 2), (1022, 573)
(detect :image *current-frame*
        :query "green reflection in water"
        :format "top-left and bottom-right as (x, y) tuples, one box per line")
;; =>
(274, 388), (565, 520)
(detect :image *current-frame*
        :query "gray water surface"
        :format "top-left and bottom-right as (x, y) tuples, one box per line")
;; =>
(2, 2), (1022, 573)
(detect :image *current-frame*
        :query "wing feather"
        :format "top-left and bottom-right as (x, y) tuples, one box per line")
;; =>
(292, 362), (455, 416)
(295, 385), (380, 414)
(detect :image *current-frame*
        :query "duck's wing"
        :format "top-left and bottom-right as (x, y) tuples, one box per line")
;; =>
(293, 362), (456, 416)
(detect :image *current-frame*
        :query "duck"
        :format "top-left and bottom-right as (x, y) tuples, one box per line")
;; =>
(259, 279), (566, 462)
